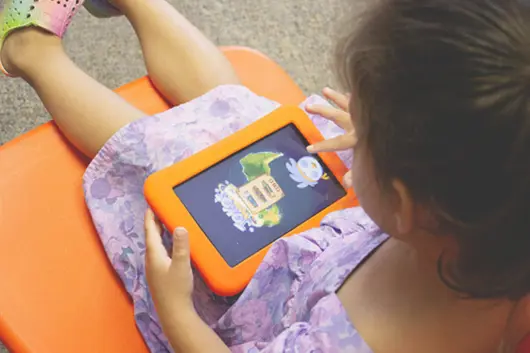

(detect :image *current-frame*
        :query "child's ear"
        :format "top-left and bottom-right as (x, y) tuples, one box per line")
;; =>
(391, 179), (415, 235)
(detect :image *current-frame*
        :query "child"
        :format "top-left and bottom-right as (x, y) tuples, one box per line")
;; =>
(2, 0), (530, 352)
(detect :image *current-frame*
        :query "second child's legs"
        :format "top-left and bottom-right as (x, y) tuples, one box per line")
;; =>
(114, 0), (240, 105)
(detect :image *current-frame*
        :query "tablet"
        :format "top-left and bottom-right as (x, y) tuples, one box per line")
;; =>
(144, 106), (357, 296)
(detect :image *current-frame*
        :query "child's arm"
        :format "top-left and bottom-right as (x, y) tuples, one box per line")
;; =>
(144, 210), (231, 353)
(158, 306), (231, 353)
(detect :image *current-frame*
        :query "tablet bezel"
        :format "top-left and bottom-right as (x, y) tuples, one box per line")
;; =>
(144, 106), (358, 296)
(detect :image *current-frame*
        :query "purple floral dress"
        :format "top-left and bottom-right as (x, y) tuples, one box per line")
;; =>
(83, 85), (387, 352)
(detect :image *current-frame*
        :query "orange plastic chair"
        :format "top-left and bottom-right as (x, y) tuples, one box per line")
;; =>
(0, 46), (305, 353)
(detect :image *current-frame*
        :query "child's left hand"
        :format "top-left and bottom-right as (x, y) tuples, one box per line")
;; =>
(144, 209), (194, 313)
(144, 209), (232, 353)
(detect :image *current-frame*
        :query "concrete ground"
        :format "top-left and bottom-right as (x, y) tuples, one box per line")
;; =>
(0, 0), (350, 351)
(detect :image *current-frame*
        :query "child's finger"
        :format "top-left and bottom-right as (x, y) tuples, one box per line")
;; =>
(171, 227), (191, 267)
(145, 208), (162, 233)
(322, 87), (350, 112)
(144, 209), (168, 259)
(305, 104), (353, 131)
(343, 170), (353, 189)
(307, 134), (357, 153)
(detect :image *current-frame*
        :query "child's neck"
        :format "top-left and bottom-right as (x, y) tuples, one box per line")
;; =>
(390, 238), (515, 351)
(380, 238), (455, 303)
(339, 238), (515, 353)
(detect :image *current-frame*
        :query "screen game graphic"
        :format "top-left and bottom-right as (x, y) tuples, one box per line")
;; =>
(173, 124), (346, 267)
(214, 153), (332, 233)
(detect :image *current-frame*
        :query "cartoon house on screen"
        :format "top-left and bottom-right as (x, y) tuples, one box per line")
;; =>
(221, 174), (285, 227)
(237, 174), (284, 215)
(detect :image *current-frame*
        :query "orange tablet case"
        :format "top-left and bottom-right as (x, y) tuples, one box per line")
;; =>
(144, 106), (357, 296)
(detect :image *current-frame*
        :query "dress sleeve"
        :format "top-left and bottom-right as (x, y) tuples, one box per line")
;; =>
(229, 311), (373, 353)
(231, 322), (336, 352)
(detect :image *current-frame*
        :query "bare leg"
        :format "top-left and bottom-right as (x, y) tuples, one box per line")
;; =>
(2, 0), (238, 156)
(1, 29), (145, 158)
(113, 0), (240, 105)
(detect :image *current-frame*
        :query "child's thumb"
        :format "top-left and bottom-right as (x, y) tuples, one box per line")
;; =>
(171, 227), (191, 265)
(343, 170), (353, 189)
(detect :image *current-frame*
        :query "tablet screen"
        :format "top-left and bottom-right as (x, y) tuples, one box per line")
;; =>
(173, 124), (346, 267)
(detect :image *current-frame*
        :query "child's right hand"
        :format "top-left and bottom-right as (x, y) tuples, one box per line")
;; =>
(305, 87), (357, 153)
(305, 88), (356, 189)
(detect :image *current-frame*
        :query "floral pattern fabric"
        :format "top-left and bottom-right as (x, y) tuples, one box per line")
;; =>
(83, 85), (387, 352)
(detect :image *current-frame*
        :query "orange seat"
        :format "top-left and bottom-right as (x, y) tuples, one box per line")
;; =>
(0, 46), (305, 353)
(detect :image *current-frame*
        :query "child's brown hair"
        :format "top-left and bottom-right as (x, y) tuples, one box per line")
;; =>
(337, 0), (530, 299)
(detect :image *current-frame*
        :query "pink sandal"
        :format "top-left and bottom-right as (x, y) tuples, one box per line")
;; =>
(0, 0), (85, 75)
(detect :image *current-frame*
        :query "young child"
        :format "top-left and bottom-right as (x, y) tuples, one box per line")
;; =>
(2, 0), (530, 352)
